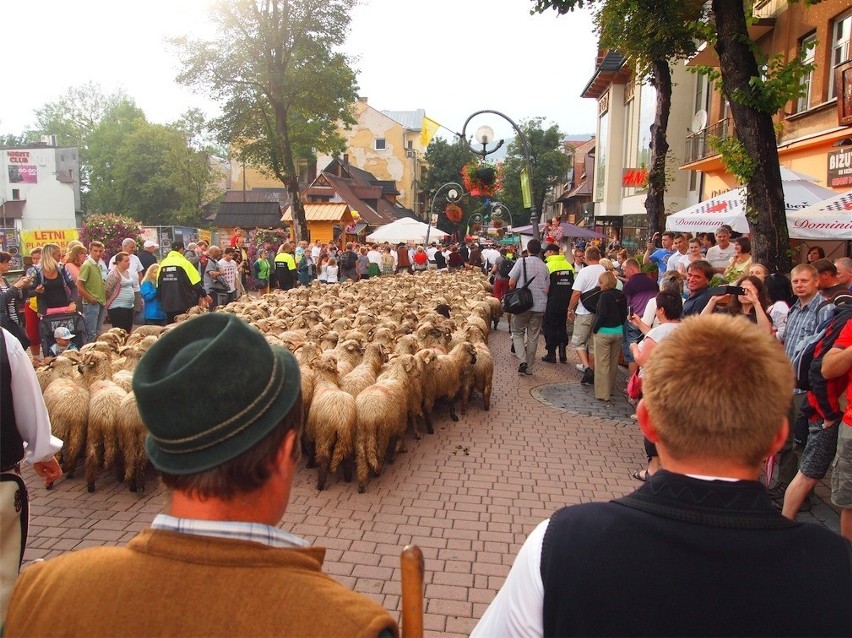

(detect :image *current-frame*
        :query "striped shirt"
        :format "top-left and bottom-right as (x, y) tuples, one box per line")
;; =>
(151, 514), (309, 549)
(783, 294), (834, 362)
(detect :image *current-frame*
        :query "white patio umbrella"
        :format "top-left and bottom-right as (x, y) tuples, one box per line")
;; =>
(786, 190), (852, 240)
(665, 168), (837, 238)
(366, 217), (448, 244)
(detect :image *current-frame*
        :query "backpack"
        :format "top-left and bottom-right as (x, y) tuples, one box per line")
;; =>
(497, 258), (515, 278)
(793, 300), (846, 390)
(341, 251), (357, 270)
(579, 286), (602, 314)
(805, 303), (852, 423)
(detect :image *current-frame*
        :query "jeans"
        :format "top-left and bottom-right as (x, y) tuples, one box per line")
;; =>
(511, 311), (544, 371)
(82, 302), (106, 343)
(622, 322), (642, 363)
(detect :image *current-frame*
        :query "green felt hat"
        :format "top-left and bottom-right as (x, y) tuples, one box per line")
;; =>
(133, 313), (301, 475)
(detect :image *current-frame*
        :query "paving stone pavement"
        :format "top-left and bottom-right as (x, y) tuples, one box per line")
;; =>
(19, 317), (840, 636)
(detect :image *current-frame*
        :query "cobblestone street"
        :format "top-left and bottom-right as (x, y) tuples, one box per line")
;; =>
(20, 321), (840, 637)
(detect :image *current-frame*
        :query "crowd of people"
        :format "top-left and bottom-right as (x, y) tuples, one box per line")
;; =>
(2, 219), (852, 635)
(502, 224), (852, 545)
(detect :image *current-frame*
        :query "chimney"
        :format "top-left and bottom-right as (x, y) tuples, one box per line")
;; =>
(357, 96), (368, 104)
(343, 153), (349, 165)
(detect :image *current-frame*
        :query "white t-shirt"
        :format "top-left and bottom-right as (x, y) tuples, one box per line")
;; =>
(426, 247), (438, 261)
(326, 265), (339, 283)
(217, 258), (238, 293)
(666, 251), (688, 272)
(367, 250), (382, 265)
(572, 264), (606, 315)
(706, 243), (735, 270)
(108, 252), (144, 279)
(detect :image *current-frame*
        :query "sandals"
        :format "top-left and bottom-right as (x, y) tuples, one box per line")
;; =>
(631, 468), (650, 482)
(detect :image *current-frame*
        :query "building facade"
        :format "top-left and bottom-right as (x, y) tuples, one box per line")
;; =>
(682, 0), (852, 256)
(1, 142), (81, 235)
(582, 50), (698, 251)
(315, 97), (431, 217)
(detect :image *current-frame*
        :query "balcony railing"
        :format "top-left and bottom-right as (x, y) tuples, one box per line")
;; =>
(683, 118), (734, 165)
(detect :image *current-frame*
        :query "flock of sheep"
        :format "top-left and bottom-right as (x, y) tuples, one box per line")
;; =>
(35, 269), (499, 494)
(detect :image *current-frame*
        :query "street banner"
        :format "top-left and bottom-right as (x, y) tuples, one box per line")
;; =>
(21, 229), (79, 254)
(420, 116), (441, 149)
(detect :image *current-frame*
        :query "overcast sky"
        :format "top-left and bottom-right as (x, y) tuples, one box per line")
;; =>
(1, 0), (598, 143)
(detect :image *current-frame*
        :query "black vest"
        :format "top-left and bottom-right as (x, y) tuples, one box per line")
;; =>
(541, 471), (852, 637)
(1, 332), (25, 471)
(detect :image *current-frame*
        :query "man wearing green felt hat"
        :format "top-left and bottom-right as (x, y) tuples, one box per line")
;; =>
(5, 313), (399, 638)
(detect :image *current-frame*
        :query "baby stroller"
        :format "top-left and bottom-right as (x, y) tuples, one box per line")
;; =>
(40, 312), (87, 356)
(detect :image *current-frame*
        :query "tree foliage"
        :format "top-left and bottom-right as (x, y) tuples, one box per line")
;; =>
(499, 118), (571, 228)
(172, 0), (360, 242)
(531, 0), (706, 236)
(78, 214), (143, 260)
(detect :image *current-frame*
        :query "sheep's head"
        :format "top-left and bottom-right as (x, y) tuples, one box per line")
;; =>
(78, 351), (112, 380)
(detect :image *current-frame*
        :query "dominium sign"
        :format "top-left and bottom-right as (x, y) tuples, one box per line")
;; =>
(828, 147), (852, 188)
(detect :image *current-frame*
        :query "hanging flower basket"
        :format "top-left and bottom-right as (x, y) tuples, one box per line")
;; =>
(491, 218), (504, 229)
(461, 161), (503, 197)
(445, 203), (464, 223)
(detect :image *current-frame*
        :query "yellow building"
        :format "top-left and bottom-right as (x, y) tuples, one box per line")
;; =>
(315, 97), (431, 217)
(281, 202), (353, 245)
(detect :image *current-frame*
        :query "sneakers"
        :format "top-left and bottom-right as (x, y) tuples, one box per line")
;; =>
(580, 367), (595, 385)
(518, 363), (532, 376)
(576, 363), (587, 372)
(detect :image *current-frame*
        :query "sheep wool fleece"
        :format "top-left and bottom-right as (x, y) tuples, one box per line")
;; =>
(5, 528), (399, 638)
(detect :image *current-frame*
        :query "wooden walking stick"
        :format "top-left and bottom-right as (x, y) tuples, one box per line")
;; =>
(400, 544), (424, 638)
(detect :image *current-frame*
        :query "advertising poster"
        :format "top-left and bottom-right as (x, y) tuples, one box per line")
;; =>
(21, 229), (79, 254)
(7, 164), (38, 183)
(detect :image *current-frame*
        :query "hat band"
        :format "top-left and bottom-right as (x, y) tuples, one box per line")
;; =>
(149, 356), (282, 454)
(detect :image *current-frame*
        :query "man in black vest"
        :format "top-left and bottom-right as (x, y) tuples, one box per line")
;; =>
(472, 314), (852, 637)
(0, 328), (63, 624)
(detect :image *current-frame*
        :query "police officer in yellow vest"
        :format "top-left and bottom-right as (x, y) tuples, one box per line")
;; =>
(541, 244), (575, 363)
(157, 241), (211, 324)
(274, 244), (297, 291)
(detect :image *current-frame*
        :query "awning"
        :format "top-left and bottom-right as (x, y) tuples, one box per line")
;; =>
(282, 202), (352, 222)
(346, 222), (368, 234)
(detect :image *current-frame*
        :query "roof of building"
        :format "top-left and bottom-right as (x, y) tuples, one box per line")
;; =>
(222, 189), (289, 204)
(281, 202), (352, 222)
(305, 159), (410, 226)
(380, 109), (426, 131)
(207, 201), (284, 228)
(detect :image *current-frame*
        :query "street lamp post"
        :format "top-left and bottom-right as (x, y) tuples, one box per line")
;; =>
(425, 181), (465, 246)
(460, 110), (540, 242)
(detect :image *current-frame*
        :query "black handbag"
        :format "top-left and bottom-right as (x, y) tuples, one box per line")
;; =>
(501, 257), (536, 314)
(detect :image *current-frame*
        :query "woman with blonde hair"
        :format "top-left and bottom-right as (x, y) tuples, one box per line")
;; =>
(32, 243), (76, 316)
(592, 270), (627, 401)
(598, 258), (623, 290)
(140, 264), (166, 326)
(63, 244), (88, 282)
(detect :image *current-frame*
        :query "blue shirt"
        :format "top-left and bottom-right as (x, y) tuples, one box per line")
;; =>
(649, 249), (674, 283)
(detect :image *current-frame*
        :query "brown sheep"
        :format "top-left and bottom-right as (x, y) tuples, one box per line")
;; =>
(42, 377), (89, 477)
(334, 339), (364, 377)
(460, 325), (494, 413)
(78, 351), (128, 492)
(305, 353), (357, 490)
(116, 392), (149, 493)
(354, 355), (417, 493)
(420, 342), (477, 430)
(340, 342), (387, 398)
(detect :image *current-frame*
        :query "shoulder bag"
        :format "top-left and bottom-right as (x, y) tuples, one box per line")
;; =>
(501, 257), (536, 314)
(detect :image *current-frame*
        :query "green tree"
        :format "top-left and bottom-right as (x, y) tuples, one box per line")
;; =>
(423, 137), (475, 235)
(701, 1), (817, 273)
(531, 0), (705, 237)
(31, 83), (134, 201)
(86, 100), (148, 215)
(500, 118), (571, 229)
(172, 0), (360, 242)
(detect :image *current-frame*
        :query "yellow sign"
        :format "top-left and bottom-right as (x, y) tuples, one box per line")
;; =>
(21, 229), (79, 254)
(520, 168), (532, 209)
(198, 229), (212, 244)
